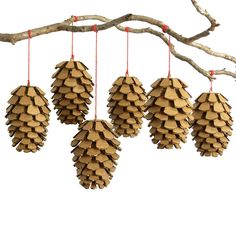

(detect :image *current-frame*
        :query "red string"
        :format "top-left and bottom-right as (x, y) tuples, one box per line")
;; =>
(209, 70), (214, 92)
(71, 16), (78, 59)
(27, 30), (32, 86)
(209, 70), (215, 76)
(93, 25), (98, 120)
(162, 24), (169, 33)
(162, 24), (171, 78)
(125, 27), (129, 76)
(167, 35), (171, 78)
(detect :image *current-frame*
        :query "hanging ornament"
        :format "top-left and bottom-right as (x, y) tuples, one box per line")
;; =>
(145, 25), (193, 149)
(145, 78), (193, 148)
(191, 76), (233, 157)
(6, 31), (50, 153)
(108, 76), (146, 137)
(51, 16), (93, 125)
(71, 120), (121, 189)
(107, 27), (147, 137)
(71, 25), (121, 189)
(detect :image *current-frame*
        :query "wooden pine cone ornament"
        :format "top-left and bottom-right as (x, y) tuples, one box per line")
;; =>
(6, 86), (50, 153)
(71, 120), (121, 189)
(191, 92), (233, 157)
(51, 59), (93, 124)
(145, 78), (193, 149)
(107, 76), (147, 137)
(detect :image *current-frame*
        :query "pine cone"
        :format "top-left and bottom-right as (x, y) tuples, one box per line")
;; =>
(191, 92), (233, 157)
(145, 78), (193, 149)
(71, 120), (121, 189)
(6, 86), (50, 153)
(107, 76), (147, 137)
(51, 59), (93, 125)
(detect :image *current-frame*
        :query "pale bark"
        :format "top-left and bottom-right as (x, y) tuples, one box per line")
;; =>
(0, 1), (235, 81)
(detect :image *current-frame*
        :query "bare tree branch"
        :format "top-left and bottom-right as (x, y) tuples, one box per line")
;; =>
(0, 1), (235, 81)
(189, 0), (220, 41)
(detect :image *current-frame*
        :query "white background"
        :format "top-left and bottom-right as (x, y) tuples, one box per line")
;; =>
(0, 0), (236, 235)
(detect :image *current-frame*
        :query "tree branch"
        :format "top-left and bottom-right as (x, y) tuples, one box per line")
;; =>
(188, 0), (220, 42)
(0, 1), (235, 81)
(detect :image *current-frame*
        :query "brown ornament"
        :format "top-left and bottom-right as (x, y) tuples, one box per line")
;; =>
(145, 78), (193, 149)
(191, 92), (233, 157)
(71, 120), (121, 189)
(107, 76), (147, 137)
(6, 86), (50, 153)
(51, 59), (93, 125)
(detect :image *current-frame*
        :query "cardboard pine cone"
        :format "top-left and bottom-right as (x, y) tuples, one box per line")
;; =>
(6, 86), (50, 153)
(145, 78), (193, 149)
(71, 120), (121, 189)
(51, 59), (93, 125)
(191, 92), (233, 157)
(107, 76), (147, 137)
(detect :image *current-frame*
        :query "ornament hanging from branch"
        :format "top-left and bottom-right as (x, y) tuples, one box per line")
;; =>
(145, 78), (193, 149)
(6, 86), (50, 152)
(51, 60), (93, 124)
(71, 25), (121, 189)
(145, 25), (193, 149)
(191, 85), (233, 157)
(51, 16), (94, 125)
(71, 120), (120, 189)
(6, 31), (50, 153)
(107, 27), (147, 137)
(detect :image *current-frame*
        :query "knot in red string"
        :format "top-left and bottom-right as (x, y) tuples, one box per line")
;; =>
(73, 16), (78, 22)
(28, 30), (32, 38)
(92, 24), (98, 32)
(125, 27), (129, 32)
(209, 70), (215, 76)
(162, 24), (169, 33)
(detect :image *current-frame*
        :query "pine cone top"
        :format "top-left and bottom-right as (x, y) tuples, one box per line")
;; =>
(107, 76), (147, 137)
(51, 59), (93, 125)
(6, 86), (50, 153)
(71, 120), (121, 189)
(145, 77), (193, 149)
(192, 92), (233, 157)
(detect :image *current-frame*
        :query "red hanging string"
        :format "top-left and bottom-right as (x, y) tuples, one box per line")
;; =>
(71, 16), (78, 60)
(162, 24), (171, 78)
(92, 24), (98, 120)
(125, 27), (129, 76)
(209, 70), (215, 92)
(27, 30), (32, 86)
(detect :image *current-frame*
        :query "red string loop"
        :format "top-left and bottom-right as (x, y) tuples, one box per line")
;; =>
(70, 18), (75, 59)
(209, 70), (215, 76)
(73, 16), (78, 22)
(94, 26), (98, 120)
(162, 24), (171, 78)
(92, 24), (98, 32)
(28, 30), (32, 38)
(162, 24), (169, 33)
(125, 27), (129, 76)
(27, 30), (32, 86)
(70, 16), (79, 60)
(209, 70), (214, 92)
